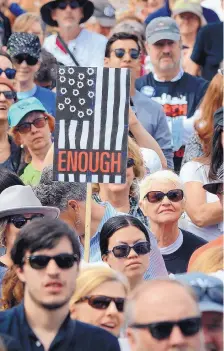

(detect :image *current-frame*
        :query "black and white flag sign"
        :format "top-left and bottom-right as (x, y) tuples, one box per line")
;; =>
(53, 67), (130, 183)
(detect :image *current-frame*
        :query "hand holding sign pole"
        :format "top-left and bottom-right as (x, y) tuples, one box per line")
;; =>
(54, 67), (130, 262)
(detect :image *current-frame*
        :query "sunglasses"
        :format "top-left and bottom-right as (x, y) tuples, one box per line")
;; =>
(130, 317), (201, 340)
(14, 54), (38, 66)
(0, 68), (16, 79)
(111, 48), (140, 60)
(106, 241), (151, 258)
(9, 214), (44, 229)
(127, 158), (135, 168)
(16, 117), (47, 134)
(24, 253), (79, 270)
(192, 285), (223, 305)
(144, 189), (184, 203)
(55, 0), (80, 9)
(76, 295), (125, 312)
(0, 91), (16, 100)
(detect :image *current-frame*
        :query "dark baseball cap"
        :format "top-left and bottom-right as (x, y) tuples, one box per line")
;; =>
(7, 32), (41, 59)
(146, 17), (180, 45)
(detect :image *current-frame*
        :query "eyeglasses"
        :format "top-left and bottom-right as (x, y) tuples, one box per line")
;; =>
(144, 189), (184, 203)
(130, 317), (201, 340)
(9, 214), (44, 229)
(191, 285), (223, 305)
(14, 54), (38, 66)
(55, 0), (80, 10)
(0, 68), (16, 79)
(76, 295), (125, 312)
(111, 48), (140, 60)
(0, 91), (16, 100)
(16, 117), (48, 134)
(127, 158), (135, 168)
(106, 241), (151, 258)
(24, 253), (79, 270)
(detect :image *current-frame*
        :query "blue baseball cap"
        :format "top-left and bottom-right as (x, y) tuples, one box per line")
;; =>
(8, 97), (47, 127)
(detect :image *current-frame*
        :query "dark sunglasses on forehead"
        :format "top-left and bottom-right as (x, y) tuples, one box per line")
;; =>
(0, 68), (16, 79)
(106, 241), (151, 258)
(127, 158), (135, 168)
(0, 91), (17, 100)
(130, 317), (201, 340)
(55, 0), (80, 9)
(9, 214), (44, 229)
(111, 48), (140, 60)
(16, 117), (48, 134)
(14, 54), (38, 66)
(76, 295), (125, 312)
(144, 189), (184, 203)
(23, 253), (79, 269)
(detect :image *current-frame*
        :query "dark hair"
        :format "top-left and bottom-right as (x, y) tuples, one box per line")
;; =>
(209, 125), (223, 181)
(11, 218), (81, 266)
(0, 49), (13, 64)
(105, 32), (141, 58)
(35, 49), (57, 88)
(0, 168), (24, 194)
(100, 215), (150, 257)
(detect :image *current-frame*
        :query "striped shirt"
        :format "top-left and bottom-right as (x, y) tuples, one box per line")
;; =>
(79, 202), (168, 279)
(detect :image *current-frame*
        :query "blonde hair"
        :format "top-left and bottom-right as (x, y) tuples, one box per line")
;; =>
(92, 136), (145, 197)
(188, 247), (224, 274)
(140, 170), (183, 201)
(12, 12), (43, 33)
(70, 266), (129, 307)
(0, 217), (8, 247)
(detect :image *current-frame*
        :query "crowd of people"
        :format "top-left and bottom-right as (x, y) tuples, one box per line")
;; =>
(0, 0), (223, 350)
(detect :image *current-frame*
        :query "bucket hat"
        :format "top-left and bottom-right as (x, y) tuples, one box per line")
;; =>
(0, 185), (60, 219)
(172, 0), (207, 27)
(41, 0), (94, 27)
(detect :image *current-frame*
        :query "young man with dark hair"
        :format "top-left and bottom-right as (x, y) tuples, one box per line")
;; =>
(0, 218), (120, 351)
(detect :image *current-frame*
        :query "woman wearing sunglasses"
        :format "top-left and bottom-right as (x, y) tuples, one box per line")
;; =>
(0, 50), (16, 81)
(140, 170), (207, 274)
(93, 137), (148, 226)
(100, 215), (151, 290)
(9, 97), (54, 186)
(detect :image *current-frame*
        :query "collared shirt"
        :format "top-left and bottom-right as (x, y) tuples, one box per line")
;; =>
(43, 29), (107, 67)
(79, 201), (168, 279)
(0, 303), (120, 351)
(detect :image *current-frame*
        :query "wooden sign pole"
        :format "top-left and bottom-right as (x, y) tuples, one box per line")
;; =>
(84, 183), (92, 262)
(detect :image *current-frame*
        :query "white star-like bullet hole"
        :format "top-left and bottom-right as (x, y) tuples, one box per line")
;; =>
(77, 81), (84, 89)
(65, 98), (71, 104)
(79, 98), (85, 106)
(87, 68), (94, 75)
(60, 88), (67, 95)
(78, 73), (85, 80)
(78, 111), (84, 118)
(59, 68), (65, 75)
(68, 78), (75, 85)
(70, 106), (76, 112)
(73, 89), (79, 96)
(58, 103), (65, 111)
(59, 76), (66, 83)
(87, 109), (93, 116)
(88, 91), (94, 99)
(87, 79), (94, 87)
(68, 68), (75, 75)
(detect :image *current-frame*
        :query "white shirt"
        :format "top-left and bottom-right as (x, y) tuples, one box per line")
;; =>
(180, 161), (223, 241)
(43, 29), (107, 67)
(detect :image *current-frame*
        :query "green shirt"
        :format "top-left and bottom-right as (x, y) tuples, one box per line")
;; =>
(20, 163), (41, 186)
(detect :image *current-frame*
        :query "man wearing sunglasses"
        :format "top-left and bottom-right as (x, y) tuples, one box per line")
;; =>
(126, 279), (206, 351)
(7, 32), (56, 117)
(41, 0), (107, 67)
(0, 218), (120, 351)
(175, 272), (223, 351)
(105, 32), (173, 169)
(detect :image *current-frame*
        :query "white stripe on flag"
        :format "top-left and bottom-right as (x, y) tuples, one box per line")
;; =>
(93, 67), (104, 150)
(91, 175), (99, 183)
(116, 68), (127, 150)
(69, 174), (75, 182)
(115, 175), (122, 184)
(80, 121), (89, 149)
(69, 120), (78, 149)
(104, 68), (115, 150)
(58, 174), (65, 181)
(58, 120), (65, 149)
(79, 174), (86, 182)
(103, 175), (110, 183)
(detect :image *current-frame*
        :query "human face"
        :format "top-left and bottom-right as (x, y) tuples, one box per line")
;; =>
(127, 283), (204, 351)
(14, 57), (39, 84)
(147, 39), (181, 74)
(0, 84), (15, 121)
(71, 280), (126, 336)
(142, 179), (184, 225)
(16, 236), (79, 310)
(17, 112), (51, 152)
(104, 39), (141, 78)
(175, 12), (200, 36)
(202, 312), (223, 351)
(103, 226), (150, 284)
(27, 21), (44, 46)
(51, 1), (83, 30)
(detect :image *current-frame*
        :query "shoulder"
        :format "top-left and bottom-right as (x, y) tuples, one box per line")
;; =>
(145, 6), (168, 24)
(0, 333), (22, 351)
(43, 34), (56, 46)
(35, 86), (56, 99)
(0, 305), (18, 328)
(81, 29), (107, 45)
(180, 161), (205, 182)
(182, 73), (209, 88)
(181, 229), (207, 245)
(135, 73), (152, 89)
